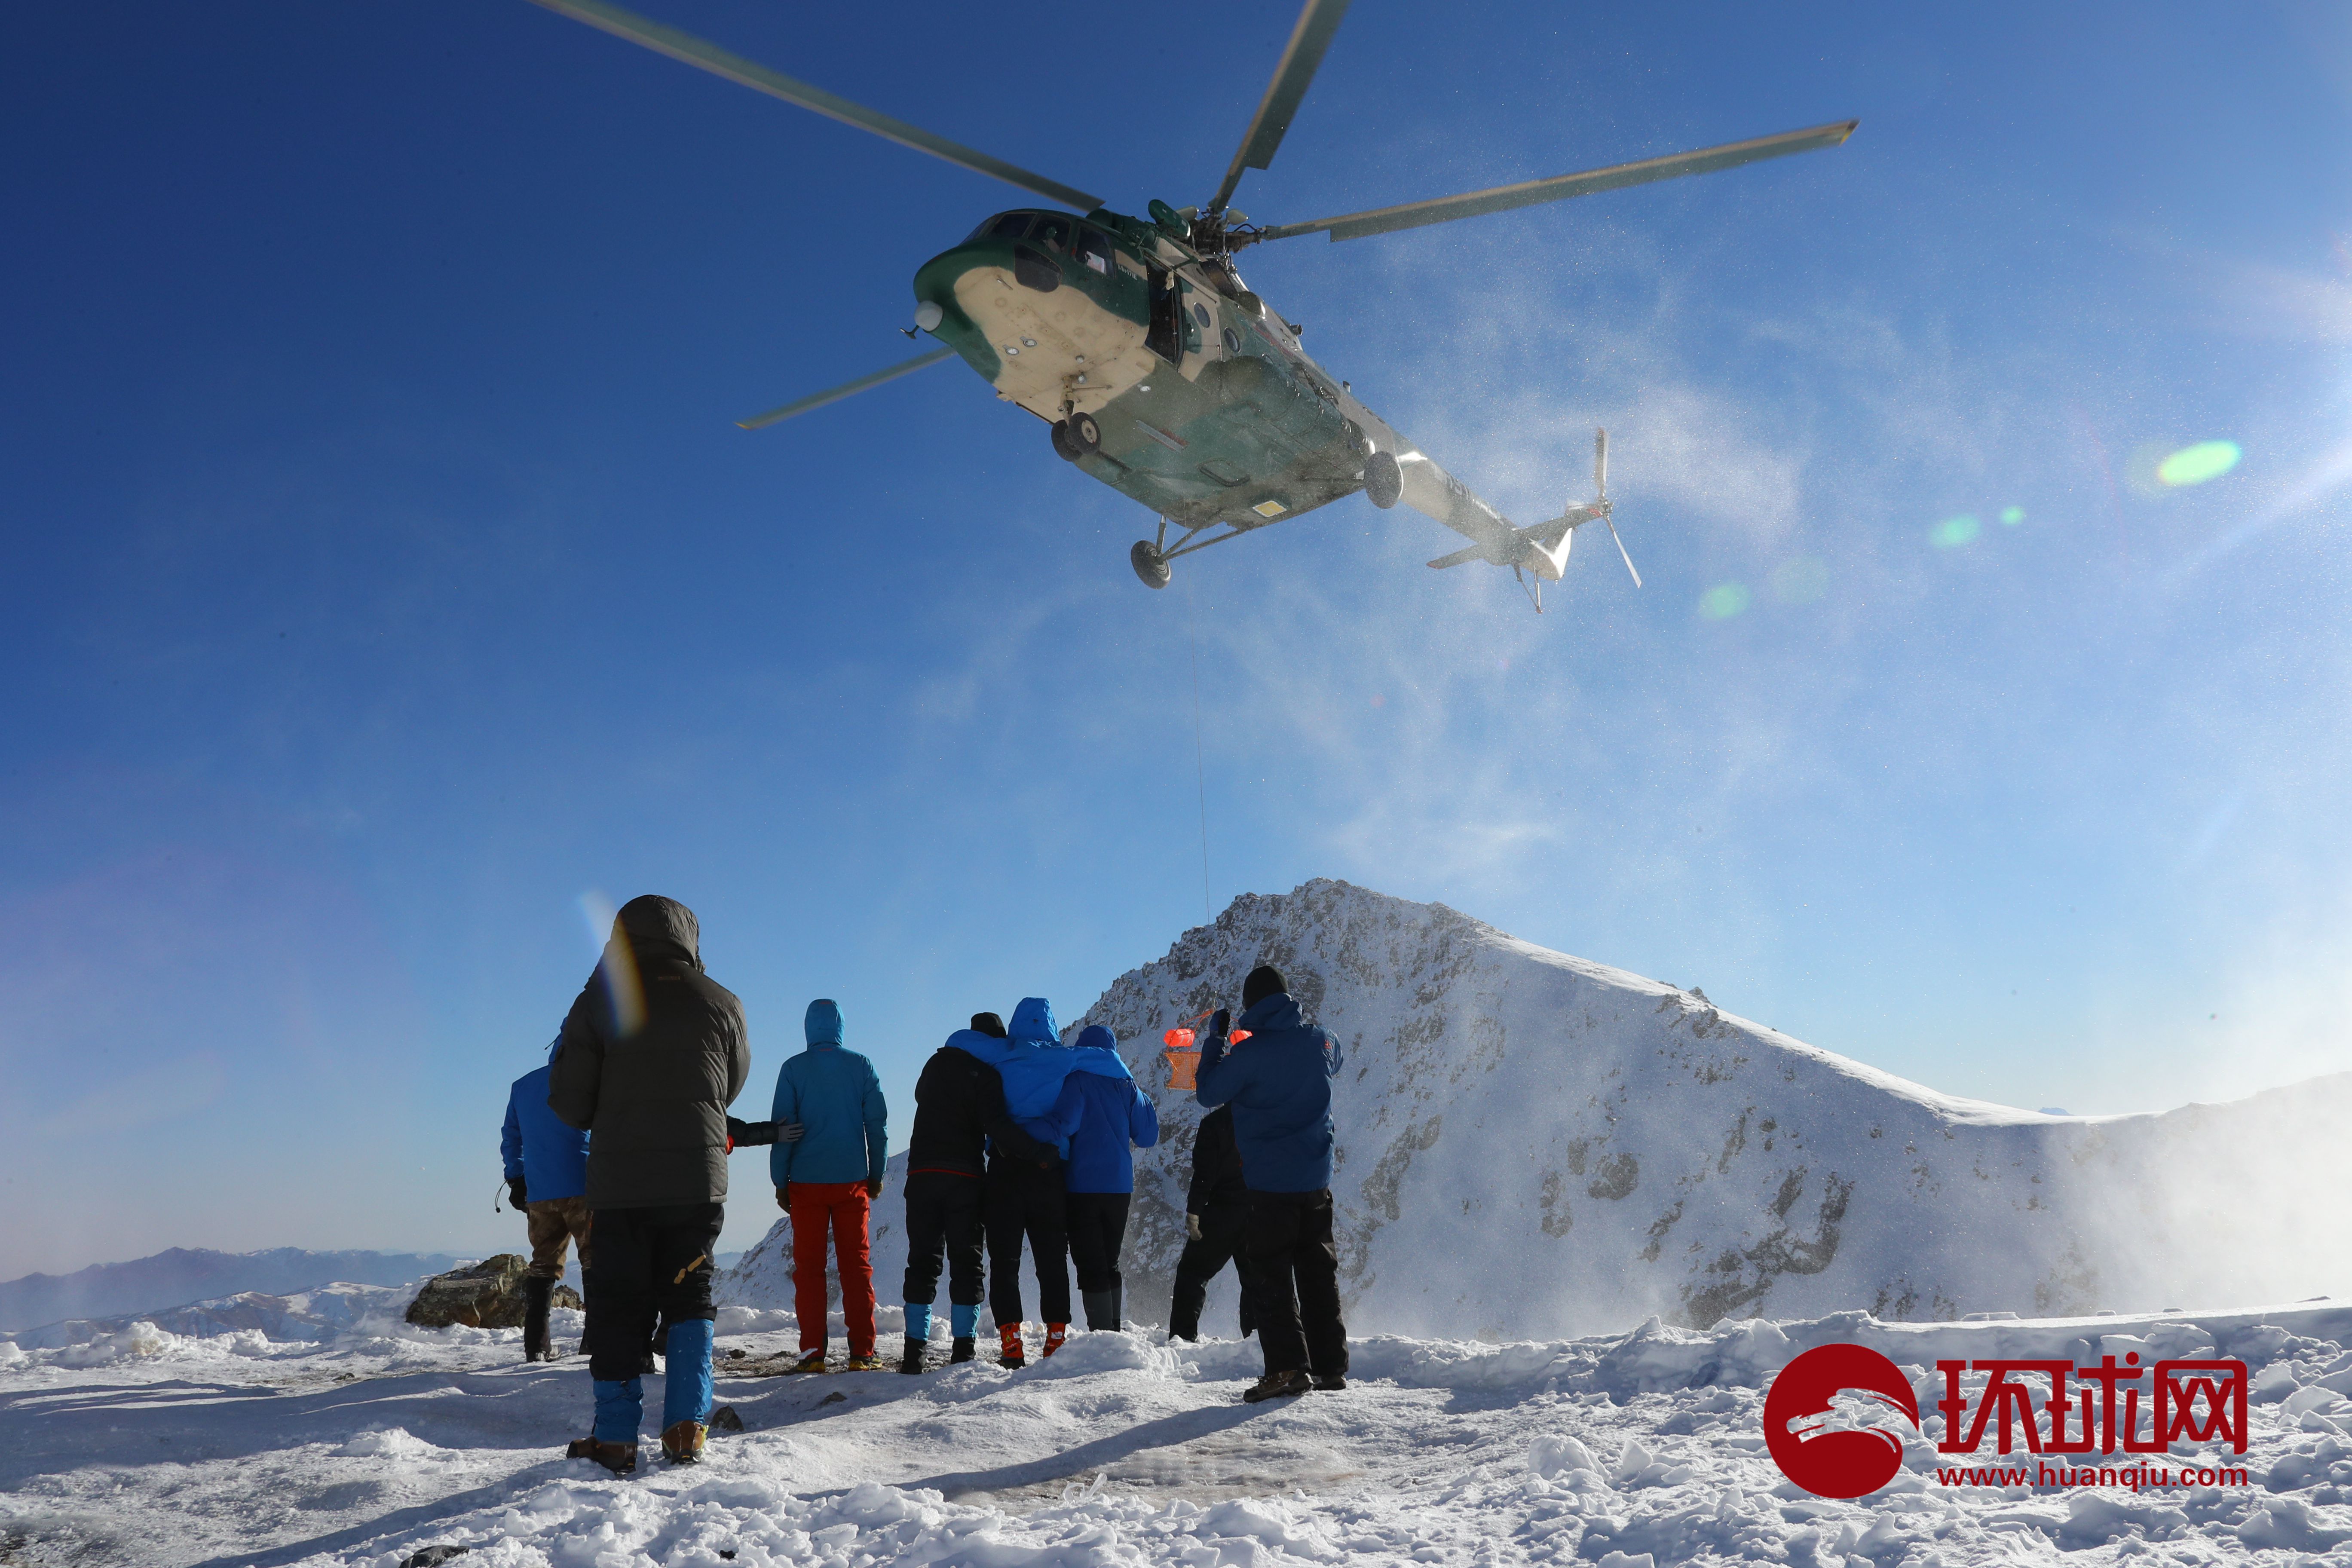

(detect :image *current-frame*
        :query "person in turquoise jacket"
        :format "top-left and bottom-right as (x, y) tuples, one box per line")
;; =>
(771, 999), (888, 1371)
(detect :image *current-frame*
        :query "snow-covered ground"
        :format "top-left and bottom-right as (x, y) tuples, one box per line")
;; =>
(7, 1286), (2352, 1566)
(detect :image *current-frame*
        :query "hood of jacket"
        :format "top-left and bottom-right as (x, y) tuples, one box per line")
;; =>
(1008, 996), (1060, 1045)
(1237, 992), (1303, 1033)
(1071, 1023), (1133, 1081)
(805, 998), (844, 1047)
(614, 894), (701, 971)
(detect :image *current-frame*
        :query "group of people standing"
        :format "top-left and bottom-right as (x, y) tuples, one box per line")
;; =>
(497, 894), (1351, 1475)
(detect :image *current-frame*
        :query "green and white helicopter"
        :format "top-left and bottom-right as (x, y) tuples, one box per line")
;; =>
(528, 0), (1854, 610)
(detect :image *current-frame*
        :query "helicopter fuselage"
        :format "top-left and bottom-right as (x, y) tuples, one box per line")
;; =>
(913, 208), (1372, 534)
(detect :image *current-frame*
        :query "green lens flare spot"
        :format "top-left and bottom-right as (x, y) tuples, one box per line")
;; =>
(1699, 583), (1751, 620)
(1931, 514), (1981, 549)
(2158, 441), (2242, 487)
(1999, 505), (2025, 526)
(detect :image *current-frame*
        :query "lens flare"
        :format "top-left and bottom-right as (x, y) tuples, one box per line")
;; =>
(2158, 441), (2242, 487)
(1770, 557), (1829, 605)
(1699, 583), (1751, 620)
(1931, 515), (1980, 549)
(2000, 506), (2025, 525)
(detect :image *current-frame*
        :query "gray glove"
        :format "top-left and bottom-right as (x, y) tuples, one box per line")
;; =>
(1186, 1213), (1202, 1242)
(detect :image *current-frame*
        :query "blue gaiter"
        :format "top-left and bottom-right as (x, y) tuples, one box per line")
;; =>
(663, 1318), (715, 1431)
(950, 1304), (979, 1339)
(593, 1377), (643, 1444)
(904, 1303), (932, 1341)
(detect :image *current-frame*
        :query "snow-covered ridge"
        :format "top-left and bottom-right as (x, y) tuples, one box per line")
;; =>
(735, 879), (2352, 1336)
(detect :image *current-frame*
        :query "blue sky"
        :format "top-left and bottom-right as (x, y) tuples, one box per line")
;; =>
(3, 1), (2348, 1277)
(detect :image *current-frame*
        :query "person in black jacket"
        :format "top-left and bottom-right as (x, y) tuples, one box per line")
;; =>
(896, 1012), (1056, 1374)
(548, 895), (750, 1473)
(1167, 1103), (1256, 1343)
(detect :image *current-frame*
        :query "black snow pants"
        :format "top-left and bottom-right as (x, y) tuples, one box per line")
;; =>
(1064, 1191), (1132, 1293)
(1168, 1205), (1256, 1341)
(586, 1201), (723, 1384)
(1239, 1188), (1346, 1379)
(901, 1171), (986, 1309)
(984, 1157), (1069, 1326)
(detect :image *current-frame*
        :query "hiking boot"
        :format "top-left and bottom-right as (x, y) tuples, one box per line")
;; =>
(1241, 1369), (1313, 1404)
(659, 1420), (706, 1464)
(787, 1349), (829, 1374)
(897, 1338), (927, 1375)
(565, 1436), (638, 1474)
(1081, 1289), (1117, 1332)
(949, 1336), (976, 1364)
(844, 1353), (885, 1372)
(709, 1405), (744, 1432)
(1041, 1323), (1068, 1358)
(1311, 1374), (1348, 1392)
(521, 1276), (554, 1363)
(997, 1323), (1026, 1369)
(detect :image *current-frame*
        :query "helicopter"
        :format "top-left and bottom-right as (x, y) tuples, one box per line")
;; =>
(526, 0), (1856, 611)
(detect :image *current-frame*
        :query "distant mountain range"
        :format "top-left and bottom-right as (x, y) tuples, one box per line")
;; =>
(0, 1248), (466, 1331)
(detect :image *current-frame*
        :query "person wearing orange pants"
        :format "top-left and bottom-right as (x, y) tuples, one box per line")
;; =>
(771, 998), (888, 1371)
(786, 1179), (876, 1363)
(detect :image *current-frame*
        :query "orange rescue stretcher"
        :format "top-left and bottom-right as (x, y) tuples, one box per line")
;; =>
(1161, 1013), (1250, 1091)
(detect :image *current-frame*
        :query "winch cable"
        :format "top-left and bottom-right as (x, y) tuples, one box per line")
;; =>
(1182, 570), (1213, 925)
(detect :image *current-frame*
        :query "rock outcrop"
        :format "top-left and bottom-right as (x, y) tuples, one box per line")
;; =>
(404, 1255), (579, 1329)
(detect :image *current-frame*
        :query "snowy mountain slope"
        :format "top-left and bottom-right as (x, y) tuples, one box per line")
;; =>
(0, 1247), (464, 1332)
(730, 879), (2352, 1337)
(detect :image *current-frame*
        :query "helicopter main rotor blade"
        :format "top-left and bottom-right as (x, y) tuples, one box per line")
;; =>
(737, 347), (956, 430)
(1207, 0), (1352, 217)
(1253, 119), (1857, 243)
(524, 0), (1104, 212)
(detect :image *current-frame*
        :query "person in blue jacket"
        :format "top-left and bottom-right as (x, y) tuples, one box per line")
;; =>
(1052, 1025), (1159, 1332)
(770, 1000), (888, 1372)
(962, 997), (1086, 1366)
(502, 1040), (591, 1363)
(1194, 963), (1347, 1404)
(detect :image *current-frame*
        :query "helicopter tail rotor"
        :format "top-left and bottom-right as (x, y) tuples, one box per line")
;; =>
(1591, 428), (1641, 588)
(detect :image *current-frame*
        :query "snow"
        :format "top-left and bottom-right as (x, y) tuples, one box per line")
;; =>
(8, 1294), (2352, 1565)
(12, 880), (2352, 1563)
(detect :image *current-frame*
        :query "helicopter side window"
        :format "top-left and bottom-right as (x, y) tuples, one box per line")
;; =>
(1031, 216), (1071, 251)
(1074, 227), (1112, 275)
(984, 213), (1032, 241)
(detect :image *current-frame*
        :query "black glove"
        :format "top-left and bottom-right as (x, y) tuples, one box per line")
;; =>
(507, 1177), (528, 1210)
(726, 1116), (782, 1147)
(1210, 1008), (1231, 1038)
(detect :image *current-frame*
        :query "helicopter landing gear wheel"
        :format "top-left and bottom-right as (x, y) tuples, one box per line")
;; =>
(1054, 411), (1100, 461)
(1130, 540), (1172, 589)
(1364, 448), (1402, 509)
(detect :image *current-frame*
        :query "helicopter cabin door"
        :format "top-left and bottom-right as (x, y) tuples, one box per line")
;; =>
(1145, 266), (1183, 364)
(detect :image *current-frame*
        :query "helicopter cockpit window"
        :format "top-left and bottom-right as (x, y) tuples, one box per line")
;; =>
(980, 213), (1032, 241)
(1031, 216), (1072, 251)
(1074, 227), (1112, 275)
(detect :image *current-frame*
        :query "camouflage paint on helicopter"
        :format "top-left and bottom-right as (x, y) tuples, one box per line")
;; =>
(915, 206), (1369, 538)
